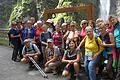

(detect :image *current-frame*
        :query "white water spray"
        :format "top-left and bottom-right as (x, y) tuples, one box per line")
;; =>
(99, 0), (110, 21)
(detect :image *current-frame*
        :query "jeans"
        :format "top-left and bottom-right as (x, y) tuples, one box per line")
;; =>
(84, 56), (96, 80)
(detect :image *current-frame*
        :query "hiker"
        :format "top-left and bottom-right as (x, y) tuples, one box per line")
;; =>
(79, 20), (88, 60)
(9, 21), (21, 62)
(35, 21), (43, 53)
(79, 20), (88, 40)
(40, 24), (52, 64)
(109, 15), (120, 79)
(98, 22), (115, 79)
(44, 39), (62, 75)
(62, 39), (80, 80)
(88, 20), (99, 37)
(64, 21), (79, 49)
(22, 20), (36, 42)
(21, 39), (41, 70)
(46, 19), (55, 34)
(77, 26), (104, 80)
(52, 24), (62, 48)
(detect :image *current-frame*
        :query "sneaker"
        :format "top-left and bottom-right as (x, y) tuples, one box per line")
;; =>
(14, 59), (21, 62)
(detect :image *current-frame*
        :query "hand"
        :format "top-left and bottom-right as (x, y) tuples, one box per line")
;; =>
(45, 62), (49, 67)
(100, 42), (106, 47)
(68, 60), (74, 64)
(17, 34), (20, 37)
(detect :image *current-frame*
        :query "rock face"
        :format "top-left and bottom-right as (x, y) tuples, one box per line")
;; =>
(116, 0), (120, 15)
(110, 0), (117, 15)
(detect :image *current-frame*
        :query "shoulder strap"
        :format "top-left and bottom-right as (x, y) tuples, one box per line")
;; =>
(32, 44), (36, 52)
(24, 44), (36, 53)
(48, 32), (52, 38)
(25, 46), (27, 53)
(95, 36), (100, 51)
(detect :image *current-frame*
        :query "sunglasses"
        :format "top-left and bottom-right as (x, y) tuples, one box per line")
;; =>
(82, 23), (87, 25)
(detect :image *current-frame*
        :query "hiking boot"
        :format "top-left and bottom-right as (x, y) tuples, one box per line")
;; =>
(27, 65), (34, 71)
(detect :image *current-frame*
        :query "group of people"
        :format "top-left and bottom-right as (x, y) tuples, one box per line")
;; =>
(8, 16), (120, 80)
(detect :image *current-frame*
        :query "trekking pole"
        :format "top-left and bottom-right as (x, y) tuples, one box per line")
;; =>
(28, 56), (48, 79)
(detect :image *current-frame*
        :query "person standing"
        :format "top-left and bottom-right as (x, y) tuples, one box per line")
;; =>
(109, 15), (120, 79)
(77, 26), (104, 80)
(9, 21), (21, 62)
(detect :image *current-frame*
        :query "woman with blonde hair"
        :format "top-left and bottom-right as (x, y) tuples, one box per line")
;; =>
(77, 26), (104, 80)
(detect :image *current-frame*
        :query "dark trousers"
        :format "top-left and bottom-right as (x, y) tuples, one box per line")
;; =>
(36, 43), (43, 65)
(12, 43), (19, 60)
(116, 48), (120, 78)
(11, 40), (23, 60)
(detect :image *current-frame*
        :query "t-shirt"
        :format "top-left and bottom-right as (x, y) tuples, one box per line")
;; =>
(40, 32), (52, 45)
(46, 46), (61, 61)
(64, 49), (79, 60)
(22, 27), (35, 41)
(85, 36), (103, 56)
(114, 28), (120, 48)
(47, 27), (53, 34)
(35, 27), (43, 44)
(52, 31), (62, 47)
(80, 28), (86, 40)
(22, 43), (40, 55)
(9, 28), (21, 45)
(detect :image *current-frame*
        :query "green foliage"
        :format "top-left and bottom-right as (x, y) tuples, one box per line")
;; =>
(62, 1), (72, 7)
(52, 0), (96, 27)
(9, 0), (37, 23)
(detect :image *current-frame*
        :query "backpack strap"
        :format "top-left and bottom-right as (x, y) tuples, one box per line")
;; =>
(24, 44), (36, 53)
(32, 44), (36, 53)
(95, 36), (100, 51)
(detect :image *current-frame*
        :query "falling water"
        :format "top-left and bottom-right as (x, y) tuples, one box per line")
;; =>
(99, 0), (110, 21)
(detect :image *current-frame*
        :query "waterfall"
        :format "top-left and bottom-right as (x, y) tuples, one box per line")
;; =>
(99, 0), (110, 21)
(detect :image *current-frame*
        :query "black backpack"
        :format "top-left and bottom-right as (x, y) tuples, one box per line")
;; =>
(24, 44), (36, 53)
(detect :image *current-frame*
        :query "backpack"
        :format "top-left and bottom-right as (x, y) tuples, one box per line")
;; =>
(24, 44), (36, 53)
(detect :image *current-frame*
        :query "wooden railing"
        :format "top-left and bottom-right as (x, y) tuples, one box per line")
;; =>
(0, 29), (9, 39)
